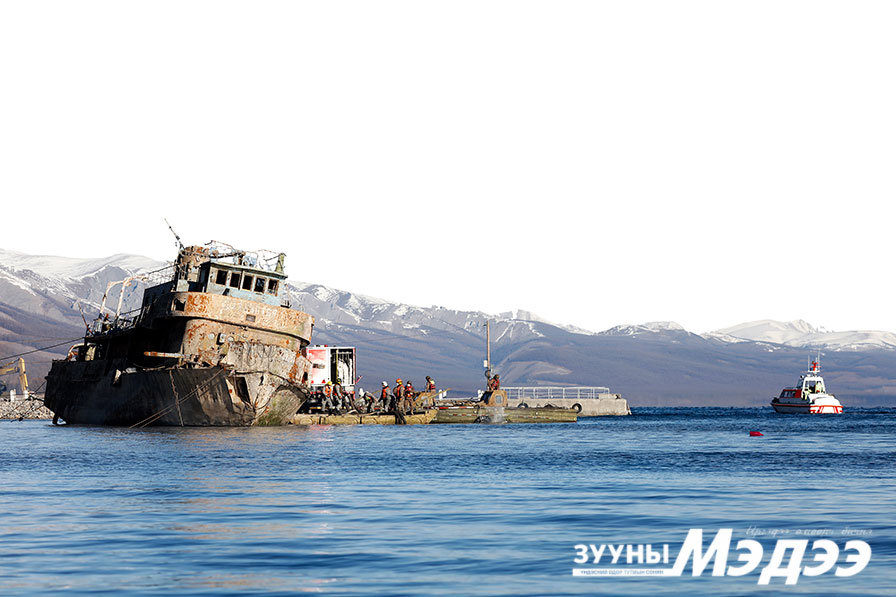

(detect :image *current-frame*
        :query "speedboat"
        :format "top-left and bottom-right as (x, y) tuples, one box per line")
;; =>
(771, 358), (843, 414)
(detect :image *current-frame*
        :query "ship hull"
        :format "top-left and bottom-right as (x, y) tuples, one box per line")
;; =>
(771, 399), (843, 414)
(44, 362), (307, 426)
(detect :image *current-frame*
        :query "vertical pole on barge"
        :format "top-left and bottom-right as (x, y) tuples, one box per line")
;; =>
(484, 319), (492, 381)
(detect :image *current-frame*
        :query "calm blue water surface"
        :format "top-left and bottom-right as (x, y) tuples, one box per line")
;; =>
(1, 408), (894, 596)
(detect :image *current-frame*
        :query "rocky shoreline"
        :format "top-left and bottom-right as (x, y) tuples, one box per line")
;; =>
(0, 399), (53, 420)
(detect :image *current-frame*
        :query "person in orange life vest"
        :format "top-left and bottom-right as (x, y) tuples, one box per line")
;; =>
(322, 381), (336, 413)
(425, 376), (436, 391)
(393, 379), (404, 412)
(380, 381), (390, 411)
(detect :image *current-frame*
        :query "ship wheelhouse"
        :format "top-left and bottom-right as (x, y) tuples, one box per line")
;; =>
(64, 243), (313, 370)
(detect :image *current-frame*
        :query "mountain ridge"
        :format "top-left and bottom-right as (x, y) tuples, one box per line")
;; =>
(1, 248), (895, 406)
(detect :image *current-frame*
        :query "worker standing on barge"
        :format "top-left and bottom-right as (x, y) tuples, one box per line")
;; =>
(404, 380), (416, 414)
(333, 378), (345, 411)
(425, 376), (436, 391)
(322, 382), (336, 414)
(380, 381), (390, 412)
(393, 379), (404, 412)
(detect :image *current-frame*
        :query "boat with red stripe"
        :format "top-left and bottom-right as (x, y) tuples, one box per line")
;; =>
(770, 357), (843, 414)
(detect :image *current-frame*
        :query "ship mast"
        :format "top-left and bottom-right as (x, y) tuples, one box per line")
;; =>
(484, 319), (492, 382)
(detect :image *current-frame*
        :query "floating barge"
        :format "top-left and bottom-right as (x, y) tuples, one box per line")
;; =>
(291, 409), (438, 425)
(432, 389), (577, 424)
(503, 386), (630, 416)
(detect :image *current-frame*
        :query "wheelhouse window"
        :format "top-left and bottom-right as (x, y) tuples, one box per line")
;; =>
(229, 272), (241, 288)
(254, 277), (266, 293)
(242, 275), (254, 291)
(267, 279), (279, 295)
(215, 269), (228, 285)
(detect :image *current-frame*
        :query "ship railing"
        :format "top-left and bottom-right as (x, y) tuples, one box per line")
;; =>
(142, 263), (176, 287)
(90, 307), (143, 334)
(114, 307), (142, 330)
(502, 386), (612, 401)
(207, 242), (285, 274)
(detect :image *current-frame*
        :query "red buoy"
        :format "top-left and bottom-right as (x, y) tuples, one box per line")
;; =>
(749, 431), (763, 437)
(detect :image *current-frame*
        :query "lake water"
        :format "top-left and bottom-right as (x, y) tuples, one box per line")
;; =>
(1, 407), (894, 595)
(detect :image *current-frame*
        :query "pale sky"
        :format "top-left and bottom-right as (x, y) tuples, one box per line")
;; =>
(2, 1), (894, 334)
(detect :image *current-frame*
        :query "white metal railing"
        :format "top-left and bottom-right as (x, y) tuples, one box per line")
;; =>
(502, 386), (611, 401)
(142, 264), (175, 287)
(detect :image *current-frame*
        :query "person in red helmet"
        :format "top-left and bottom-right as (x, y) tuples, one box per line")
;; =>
(393, 379), (404, 413)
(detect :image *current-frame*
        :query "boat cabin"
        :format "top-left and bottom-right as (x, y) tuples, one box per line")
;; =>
(141, 245), (288, 310)
(779, 374), (826, 400)
(68, 243), (310, 368)
(801, 375), (826, 395)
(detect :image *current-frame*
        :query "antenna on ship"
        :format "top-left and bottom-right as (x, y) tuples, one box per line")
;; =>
(73, 300), (90, 333)
(164, 218), (184, 250)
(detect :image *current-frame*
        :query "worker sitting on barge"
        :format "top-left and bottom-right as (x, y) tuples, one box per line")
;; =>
(488, 374), (501, 391)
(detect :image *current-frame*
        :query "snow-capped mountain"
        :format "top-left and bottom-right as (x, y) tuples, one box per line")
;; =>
(2, 248), (896, 406)
(707, 319), (896, 351)
(289, 282), (549, 344)
(601, 321), (690, 336)
(710, 319), (820, 344)
(0, 249), (165, 329)
(0, 249), (162, 282)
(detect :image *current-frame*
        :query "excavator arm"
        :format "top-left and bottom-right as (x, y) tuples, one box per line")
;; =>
(0, 358), (28, 395)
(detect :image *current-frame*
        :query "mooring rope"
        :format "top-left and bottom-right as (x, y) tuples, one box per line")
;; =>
(0, 337), (84, 362)
(128, 368), (227, 429)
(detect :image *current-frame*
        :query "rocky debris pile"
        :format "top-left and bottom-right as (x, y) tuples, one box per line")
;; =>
(0, 399), (53, 420)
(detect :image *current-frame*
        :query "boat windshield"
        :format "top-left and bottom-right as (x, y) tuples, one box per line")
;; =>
(803, 380), (825, 393)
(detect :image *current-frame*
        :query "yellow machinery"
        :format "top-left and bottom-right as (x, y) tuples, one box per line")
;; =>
(0, 357), (29, 397)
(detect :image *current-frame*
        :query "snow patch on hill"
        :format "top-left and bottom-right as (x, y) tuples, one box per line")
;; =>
(497, 309), (596, 336)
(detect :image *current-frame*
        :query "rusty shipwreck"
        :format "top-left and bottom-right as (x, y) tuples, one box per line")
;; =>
(44, 242), (315, 426)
